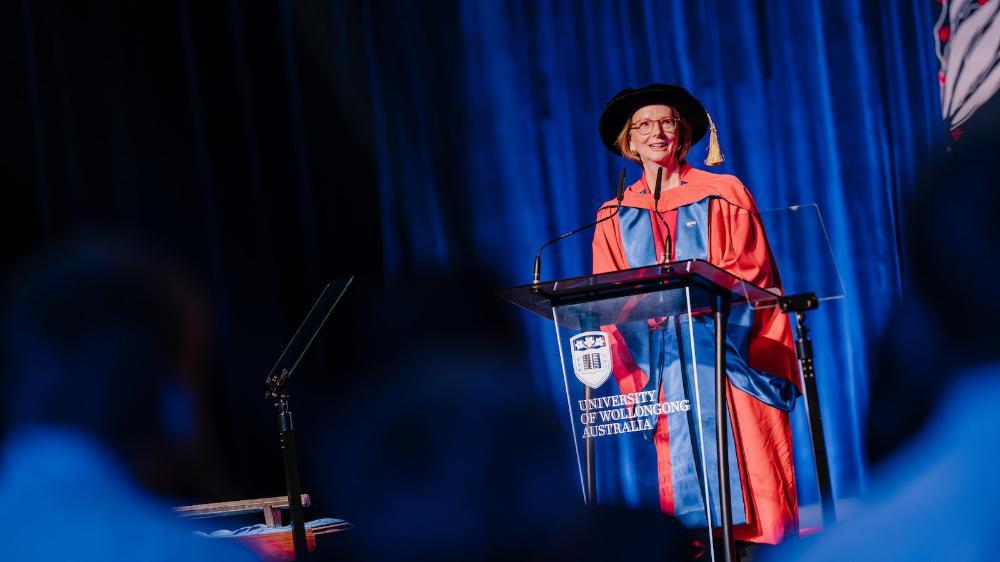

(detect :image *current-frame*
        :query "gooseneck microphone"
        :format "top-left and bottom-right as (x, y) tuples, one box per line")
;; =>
(650, 167), (673, 264)
(652, 166), (663, 207)
(531, 168), (627, 287)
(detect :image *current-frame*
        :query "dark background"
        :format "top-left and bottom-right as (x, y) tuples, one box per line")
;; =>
(3, 0), (386, 508)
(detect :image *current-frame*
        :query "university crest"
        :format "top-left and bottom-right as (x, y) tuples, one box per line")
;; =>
(570, 331), (612, 389)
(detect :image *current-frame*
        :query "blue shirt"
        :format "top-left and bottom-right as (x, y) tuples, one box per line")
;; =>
(765, 365), (1000, 561)
(0, 427), (260, 561)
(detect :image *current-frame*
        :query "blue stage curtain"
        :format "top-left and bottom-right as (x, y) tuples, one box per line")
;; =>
(361, 0), (944, 505)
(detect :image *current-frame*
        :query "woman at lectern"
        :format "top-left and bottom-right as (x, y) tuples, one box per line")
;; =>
(592, 84), (801, 546)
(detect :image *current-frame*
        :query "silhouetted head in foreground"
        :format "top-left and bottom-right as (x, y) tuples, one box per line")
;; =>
(0, 235), (257, 561)
(908, 113), (1000, 364)
(313, 267), (691, 561)
(866, 106), (1000, 465)
(1, 235), (206, 485)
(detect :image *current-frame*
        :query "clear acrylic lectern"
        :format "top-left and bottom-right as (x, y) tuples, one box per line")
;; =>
(499, 259), (784, 561)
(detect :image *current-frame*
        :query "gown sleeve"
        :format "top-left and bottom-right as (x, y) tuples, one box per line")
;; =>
(709, 195), (802, 392)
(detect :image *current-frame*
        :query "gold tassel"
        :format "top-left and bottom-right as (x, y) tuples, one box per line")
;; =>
(704, 112), (725, 166)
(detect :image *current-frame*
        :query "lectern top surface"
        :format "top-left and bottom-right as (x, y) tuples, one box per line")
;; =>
(498, 260), (778, 326)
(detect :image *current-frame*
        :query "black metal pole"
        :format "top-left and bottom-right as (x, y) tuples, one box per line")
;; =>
(713, 293), (736, 562)
(583, 385), (597, 505)
(260, 281), (352, 560)
(278, 395), (309, 560)
(794, 310), (836, 529)
(579, 312), (600, 506)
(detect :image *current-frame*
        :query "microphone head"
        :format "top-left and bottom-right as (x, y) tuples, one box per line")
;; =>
(653, 167), (663, 201)
(616, 168), (626, 203)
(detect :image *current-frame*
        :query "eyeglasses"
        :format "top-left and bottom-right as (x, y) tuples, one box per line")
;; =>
(629, 118), (680, 136)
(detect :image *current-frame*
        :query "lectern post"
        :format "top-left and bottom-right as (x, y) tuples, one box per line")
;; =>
(713, 293), (736, 562)
(579, 312), (600, 505)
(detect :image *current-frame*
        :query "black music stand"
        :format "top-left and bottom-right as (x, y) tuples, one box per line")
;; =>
(264, 277), (353, 561)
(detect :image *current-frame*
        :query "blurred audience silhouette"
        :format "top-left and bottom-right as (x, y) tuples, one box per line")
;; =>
(766, 107), (1000, 560)
(312, 268), (692, 561)
(0, 236), (258, 561)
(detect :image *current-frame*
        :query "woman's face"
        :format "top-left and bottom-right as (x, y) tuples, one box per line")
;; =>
(628, 104), (681, 166)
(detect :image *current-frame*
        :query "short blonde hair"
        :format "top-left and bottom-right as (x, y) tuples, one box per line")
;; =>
(615, 107), (692, 164)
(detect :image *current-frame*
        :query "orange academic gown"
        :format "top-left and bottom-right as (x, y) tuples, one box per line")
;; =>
(592, 165), (800, 544)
